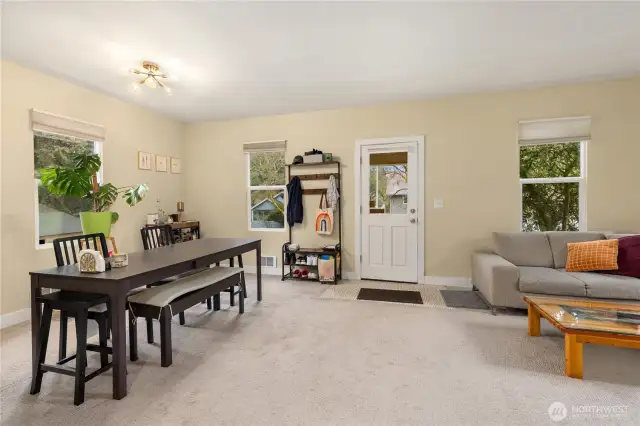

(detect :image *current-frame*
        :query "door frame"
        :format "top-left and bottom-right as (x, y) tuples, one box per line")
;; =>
(354, 136), (425, 283)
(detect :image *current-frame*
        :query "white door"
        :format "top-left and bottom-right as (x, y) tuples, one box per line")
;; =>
(361, 143), (419, 282)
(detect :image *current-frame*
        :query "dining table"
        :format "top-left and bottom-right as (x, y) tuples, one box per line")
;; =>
(29, 237), (262, 400)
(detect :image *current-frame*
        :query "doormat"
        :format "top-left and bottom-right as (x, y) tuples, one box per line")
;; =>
(439, 290), (489, 310)
(357, 288), (423, 305)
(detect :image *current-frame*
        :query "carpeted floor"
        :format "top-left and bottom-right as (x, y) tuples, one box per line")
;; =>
(1, 275), (639, 425)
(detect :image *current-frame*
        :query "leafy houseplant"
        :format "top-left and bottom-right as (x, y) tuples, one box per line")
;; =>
(40, 153), (148, 237)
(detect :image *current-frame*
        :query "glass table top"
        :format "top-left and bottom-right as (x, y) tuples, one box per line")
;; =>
(525, 296), (640, 337)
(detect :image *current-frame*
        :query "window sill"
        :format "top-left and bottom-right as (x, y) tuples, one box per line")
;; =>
(249, 228), (286, 233)
(36, 243), (54, 251)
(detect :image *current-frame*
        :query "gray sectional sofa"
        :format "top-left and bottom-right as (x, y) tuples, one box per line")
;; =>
(472, 231), (640, 310)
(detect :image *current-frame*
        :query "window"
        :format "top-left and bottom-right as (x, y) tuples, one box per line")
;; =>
(519, 117), (590, 232)
(34, 131), (101, 245)
(245, 141), (286, 231)
(368, 151), (408, 214)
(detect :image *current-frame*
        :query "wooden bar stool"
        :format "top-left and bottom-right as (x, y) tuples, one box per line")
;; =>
(53, 234), (112, 364)
(30, 291), (112, 405)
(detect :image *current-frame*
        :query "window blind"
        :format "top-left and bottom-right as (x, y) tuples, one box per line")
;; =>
(518, 117), (591, 145)
(31, 109), (105, 142)
(242, 140), (286, 153)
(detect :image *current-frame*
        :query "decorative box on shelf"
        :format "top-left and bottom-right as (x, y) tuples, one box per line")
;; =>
(303, 154), (323, 164)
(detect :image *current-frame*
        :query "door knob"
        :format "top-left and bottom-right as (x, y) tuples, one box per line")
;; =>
(410, 218), (417, 224)
(410, 209), (416, 214)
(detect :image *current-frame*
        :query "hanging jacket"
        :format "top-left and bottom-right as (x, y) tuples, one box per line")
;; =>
(286, 176), (303, 227)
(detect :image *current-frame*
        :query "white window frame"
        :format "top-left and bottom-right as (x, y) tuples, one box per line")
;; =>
(246, 152), (287, 232)
(34, 132), (103, 250)
(519, 140), (587, 232)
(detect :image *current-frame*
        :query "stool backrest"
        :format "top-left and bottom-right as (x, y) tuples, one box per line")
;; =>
(53, 233), (110, 267)
(141, 225), (174, 250)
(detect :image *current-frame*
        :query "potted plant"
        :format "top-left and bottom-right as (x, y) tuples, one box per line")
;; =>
(40, 153), (148, 237)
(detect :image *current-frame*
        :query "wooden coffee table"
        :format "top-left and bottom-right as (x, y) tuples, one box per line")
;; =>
(524, 296), (640, 379)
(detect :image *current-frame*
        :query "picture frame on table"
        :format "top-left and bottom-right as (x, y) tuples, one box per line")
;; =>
(156, 155), (168, 172)
(138, 151), (152, 170)
(79, 236), (118, 256)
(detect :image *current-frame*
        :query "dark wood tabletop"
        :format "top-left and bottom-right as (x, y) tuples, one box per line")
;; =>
(30, 237), (260, 281)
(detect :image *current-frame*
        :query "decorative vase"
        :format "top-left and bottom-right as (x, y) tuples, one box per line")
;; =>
(79, 212), (113, 237)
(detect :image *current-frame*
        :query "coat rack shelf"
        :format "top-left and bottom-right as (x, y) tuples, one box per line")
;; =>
(301, 188), (330, 195)
(296, 173), (339, 181)
(282, 161), (342, 284)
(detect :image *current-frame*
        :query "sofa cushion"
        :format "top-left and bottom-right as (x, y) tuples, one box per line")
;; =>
(518, 267), (586, 297)
(546, 231), (605, 269)
(605, 233), (637, 240)
(608, 235), (640, 278)
(493, 232), (553, 267)
(565, 239), (619, 272)
(566, 272), (640, 300)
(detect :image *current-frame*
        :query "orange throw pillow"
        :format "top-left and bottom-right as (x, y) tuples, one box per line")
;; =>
(565, 239), (619, 272)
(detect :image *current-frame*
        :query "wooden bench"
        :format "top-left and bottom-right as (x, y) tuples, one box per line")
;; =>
(127, 267), (245, 367)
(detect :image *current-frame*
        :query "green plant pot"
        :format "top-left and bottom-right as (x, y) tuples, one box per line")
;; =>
(79, 212), (113, 237)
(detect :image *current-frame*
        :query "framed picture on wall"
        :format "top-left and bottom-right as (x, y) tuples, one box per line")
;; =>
(138, 151), (152, 170)
(156, 155), (168, 172)
(171, 157), (181, 174)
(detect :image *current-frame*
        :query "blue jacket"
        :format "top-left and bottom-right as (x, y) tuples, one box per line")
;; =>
(286, 176), (303, 227)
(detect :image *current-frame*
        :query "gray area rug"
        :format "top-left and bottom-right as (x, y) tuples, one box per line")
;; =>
(2, 276), (640, 425)
(440, 289), (490, 310)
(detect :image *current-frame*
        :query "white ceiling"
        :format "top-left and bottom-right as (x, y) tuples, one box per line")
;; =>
(3, 2), (640, 122)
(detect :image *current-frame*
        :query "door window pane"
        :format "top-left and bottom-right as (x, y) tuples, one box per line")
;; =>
(369, 152), (408, 214)
(522, 182), (579, 231)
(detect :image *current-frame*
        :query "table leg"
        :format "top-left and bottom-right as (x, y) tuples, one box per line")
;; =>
(110, 292), (128, 399)
(256, 243), (262, 301)
(564, 334), (584, 379)
(527, 304), (541, 337)
(29, 276), (42, 394)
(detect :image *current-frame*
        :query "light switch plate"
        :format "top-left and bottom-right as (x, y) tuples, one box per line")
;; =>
(434, 199), (444, 209)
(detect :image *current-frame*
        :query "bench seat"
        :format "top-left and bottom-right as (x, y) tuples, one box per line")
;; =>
(128, 266), (245, 367)
(128, 267), (243, 307)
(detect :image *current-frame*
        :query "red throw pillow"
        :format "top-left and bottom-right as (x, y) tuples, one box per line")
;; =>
(609, 235), (640, 278)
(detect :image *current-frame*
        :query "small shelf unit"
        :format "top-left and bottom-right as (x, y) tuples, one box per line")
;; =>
(282, 161), (342, 284)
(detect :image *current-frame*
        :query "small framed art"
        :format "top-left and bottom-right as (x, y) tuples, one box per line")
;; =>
(171, 157), (181, 174)
(138, 151), (152, 170)
(156, 155), (168, 172)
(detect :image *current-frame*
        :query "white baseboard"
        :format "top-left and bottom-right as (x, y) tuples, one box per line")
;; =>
(336, 273), (471, 288)
(0, 308), (31, 329)
(423, 276), (473, 289)
(241, 265), (281, 276)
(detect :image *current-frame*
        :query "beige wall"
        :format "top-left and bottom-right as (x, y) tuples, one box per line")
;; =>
(2, 60), (639, 316)
(184, 76), (640, 278)
(0, 61), (186, 315)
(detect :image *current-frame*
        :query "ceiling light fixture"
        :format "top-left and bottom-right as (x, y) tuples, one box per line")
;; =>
(129, 61), (171, 95)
